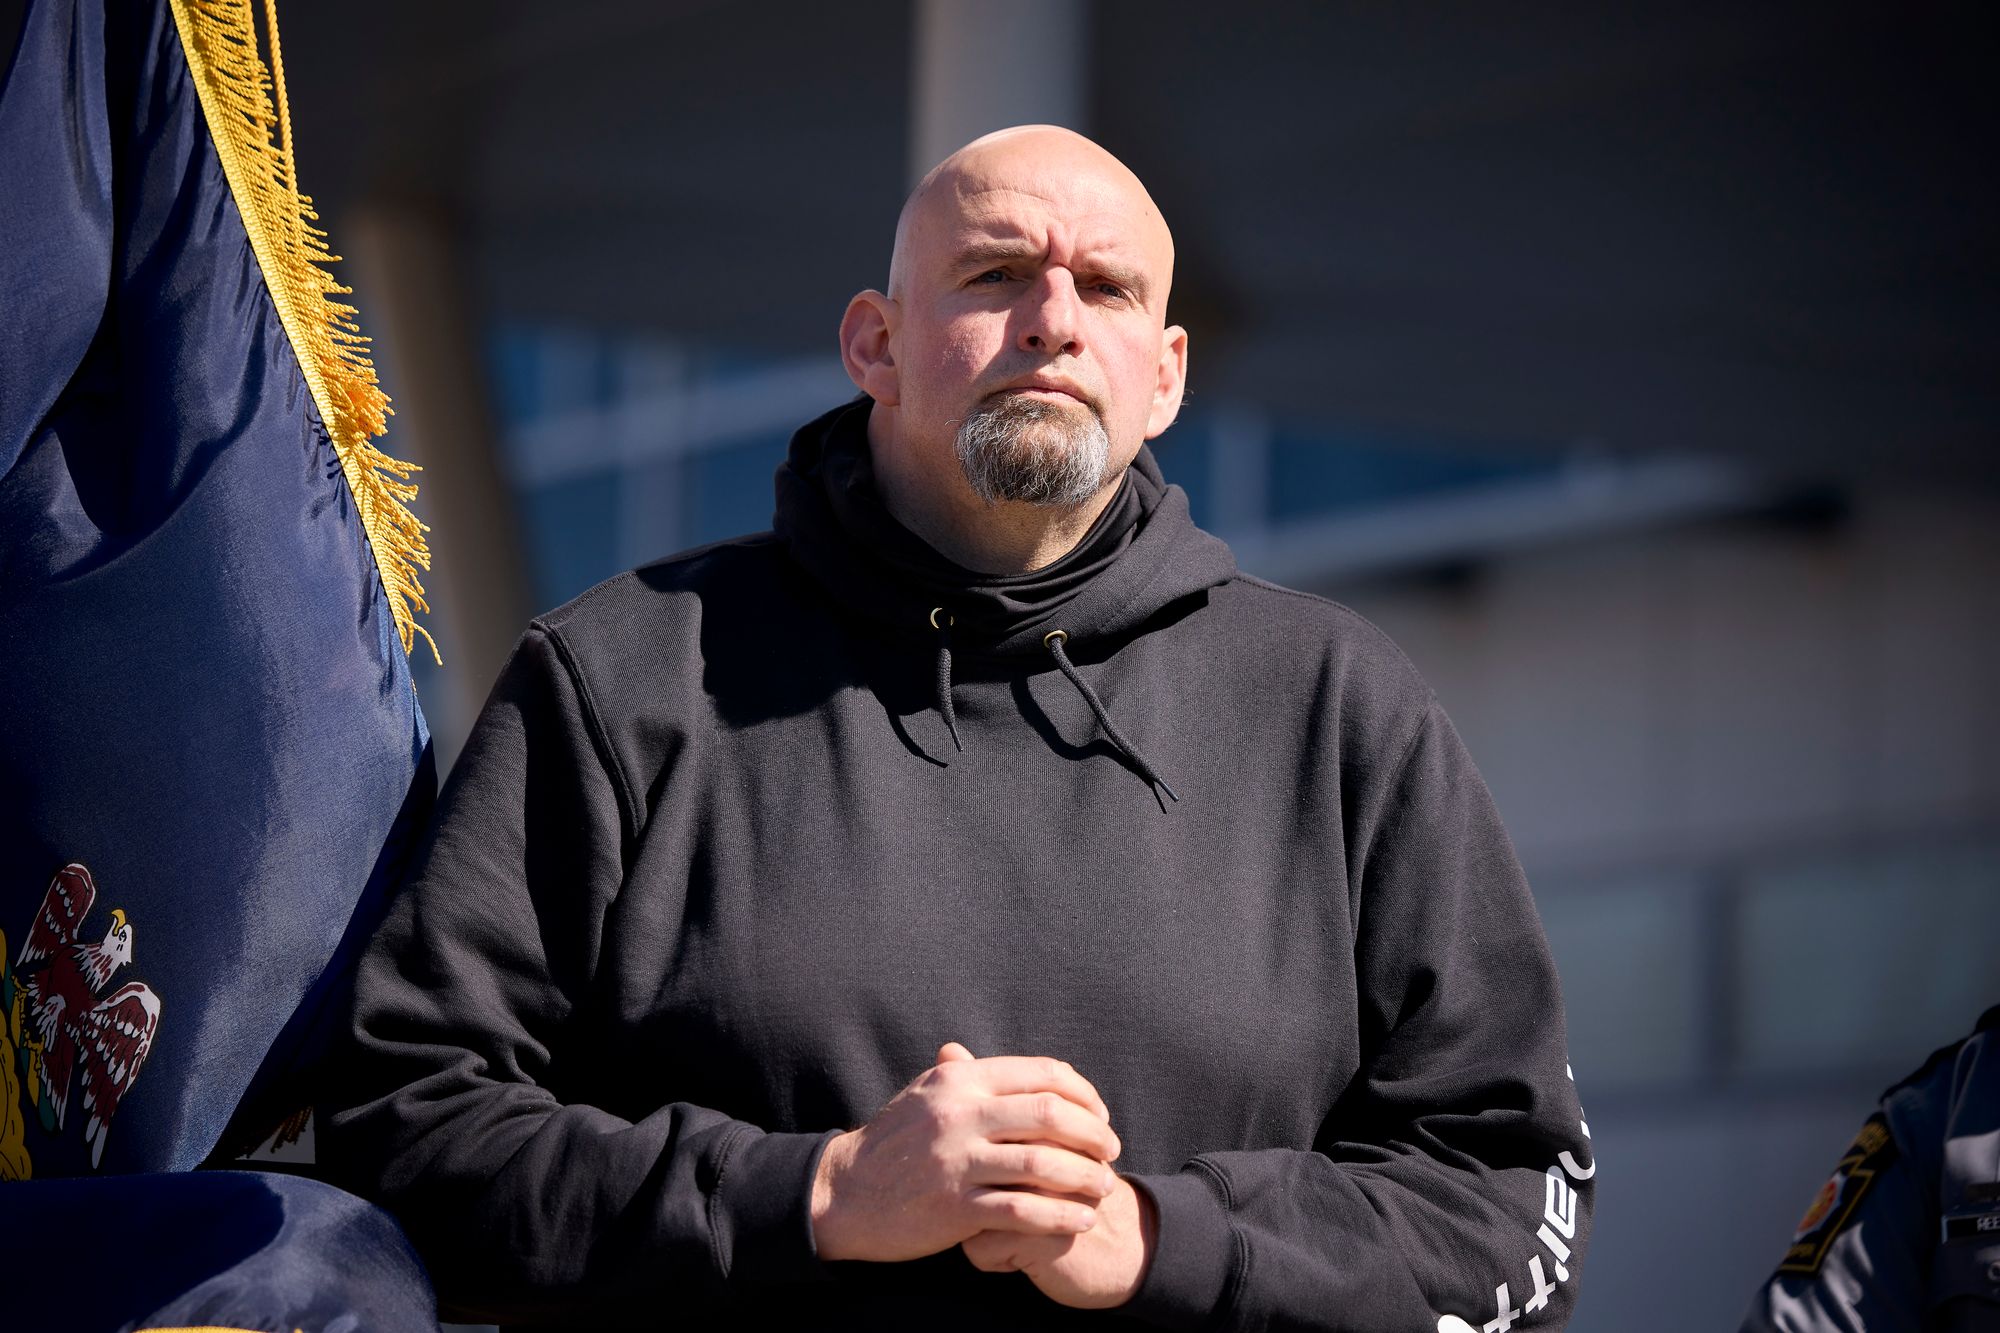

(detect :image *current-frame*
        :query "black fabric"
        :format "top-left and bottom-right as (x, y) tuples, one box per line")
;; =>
(324, 401), (1593, 1331)
(776, 399), (1230, 657)
(790, 399), (1213, 794)
(810, 397), (1150, 644)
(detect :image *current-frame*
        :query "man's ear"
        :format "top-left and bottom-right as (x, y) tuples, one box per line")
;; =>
(1144, 324), (1189, 439)
(840, 290), (900, 406)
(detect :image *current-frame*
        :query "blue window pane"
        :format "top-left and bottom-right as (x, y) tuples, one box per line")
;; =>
(1538, 878), (1705, 1089)
(1736, 841), (2000, 1076)
(487, 323), (546, 426)
(685, 437), (784, 546)
(523, 470), (621, 610)
(1268, 430), (1549, 523)
(1149, 424), (1213, 531)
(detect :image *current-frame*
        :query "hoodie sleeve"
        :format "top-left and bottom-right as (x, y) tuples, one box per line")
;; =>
(1125, 699), (1595, 1332)
(319, 624), (835, 1324)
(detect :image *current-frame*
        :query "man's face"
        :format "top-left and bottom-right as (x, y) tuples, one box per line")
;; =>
(877, 130), (1186, 507)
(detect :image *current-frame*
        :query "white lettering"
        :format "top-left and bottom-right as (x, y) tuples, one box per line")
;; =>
(1524, 1257), (1559, 1313)
(1544, 1169), (1577, 1239)
(1482, 1283), (1522, 1333)
(1536, 1223), (1572, 1279)
(1435, 1063), (1594, 1331)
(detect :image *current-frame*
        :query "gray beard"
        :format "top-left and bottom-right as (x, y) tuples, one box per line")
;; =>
(954, 393), (1112, 507)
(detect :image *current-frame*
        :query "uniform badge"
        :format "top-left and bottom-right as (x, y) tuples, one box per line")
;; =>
(1778, 1112), (1898, 1275)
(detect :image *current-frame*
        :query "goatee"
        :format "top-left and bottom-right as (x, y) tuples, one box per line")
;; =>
(954, 392), (1112, 507)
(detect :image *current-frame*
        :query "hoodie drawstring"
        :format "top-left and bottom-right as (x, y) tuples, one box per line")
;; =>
(928, 612), (1178, 806)
(1042, 629), (1179, 806)
(930, 607), (963, 752)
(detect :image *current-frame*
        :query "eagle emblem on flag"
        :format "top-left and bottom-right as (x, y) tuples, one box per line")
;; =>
(10, 864), (162, 1169)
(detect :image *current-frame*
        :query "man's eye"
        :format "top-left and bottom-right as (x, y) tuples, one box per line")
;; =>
(1093, 282), (1127, 300)
(973, 269), (1008, 284)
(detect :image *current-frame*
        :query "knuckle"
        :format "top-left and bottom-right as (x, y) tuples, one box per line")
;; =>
(1034, 1092), (1060, 1126)
(967, 1246), (1006, 1272)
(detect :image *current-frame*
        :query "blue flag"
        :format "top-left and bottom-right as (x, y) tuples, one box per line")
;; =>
(0, 0), (436, 1178)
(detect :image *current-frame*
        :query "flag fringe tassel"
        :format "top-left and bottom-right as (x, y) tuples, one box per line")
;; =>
(167, 0), (438, 663)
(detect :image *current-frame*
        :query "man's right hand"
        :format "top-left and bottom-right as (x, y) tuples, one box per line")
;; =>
(809, 1042), (1122, 1263)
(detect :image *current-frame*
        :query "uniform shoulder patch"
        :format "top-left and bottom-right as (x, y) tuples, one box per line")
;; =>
(1777, 1112), (1900, 1276)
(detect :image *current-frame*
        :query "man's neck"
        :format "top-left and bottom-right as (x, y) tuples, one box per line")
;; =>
(867, 410), (1119, 575)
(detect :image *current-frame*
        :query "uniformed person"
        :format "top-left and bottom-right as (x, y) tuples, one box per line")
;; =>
(1740, 1006), (2000, 1332)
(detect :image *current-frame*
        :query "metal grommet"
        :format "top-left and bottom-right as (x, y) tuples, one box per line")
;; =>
(929, 607), (953, 629)
(1042, 629), (1069, 649)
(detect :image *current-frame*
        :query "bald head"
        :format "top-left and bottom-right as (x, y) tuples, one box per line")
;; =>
(838, 123), (1190, 571)
(887, 126), (1175, 304)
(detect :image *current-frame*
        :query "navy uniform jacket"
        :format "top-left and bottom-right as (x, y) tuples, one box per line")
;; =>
(1740, 1007), (2000, 1332)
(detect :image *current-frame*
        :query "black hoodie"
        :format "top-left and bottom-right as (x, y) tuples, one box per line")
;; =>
(324, 400), (1594, 1330)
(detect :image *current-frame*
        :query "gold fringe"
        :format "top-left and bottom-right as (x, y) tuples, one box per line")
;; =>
(167, 0), (439, 663)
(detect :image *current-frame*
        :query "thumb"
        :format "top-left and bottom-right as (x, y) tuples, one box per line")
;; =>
(937, 1041), (976, 1064)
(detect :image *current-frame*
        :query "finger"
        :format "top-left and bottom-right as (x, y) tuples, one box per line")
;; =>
(961, 1229), (1026, 1273)
(937, 1041), (976, 1064)
(962, 1228), (1071, 1273)
(960, 1055), (1112, 1121)
(981, 1091), (1123, 1162)
(970, 1142), (1118, 1199)
(964, 1186), (1097, 1236)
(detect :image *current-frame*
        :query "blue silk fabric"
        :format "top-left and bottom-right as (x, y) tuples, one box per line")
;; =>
(0, 0), (434, 1178)
(8, 1170), (442, 1332)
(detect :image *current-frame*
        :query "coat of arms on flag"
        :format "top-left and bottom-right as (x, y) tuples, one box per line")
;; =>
(6, 864), (162, 1170)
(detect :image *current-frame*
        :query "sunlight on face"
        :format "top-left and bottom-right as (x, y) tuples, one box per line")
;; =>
(885, 127), (1186, 507)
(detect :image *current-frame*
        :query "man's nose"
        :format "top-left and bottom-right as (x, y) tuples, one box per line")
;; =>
(1017, 270), (1082, 357)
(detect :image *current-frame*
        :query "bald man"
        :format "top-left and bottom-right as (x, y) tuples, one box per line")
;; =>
(324, 127), (1594, 1332)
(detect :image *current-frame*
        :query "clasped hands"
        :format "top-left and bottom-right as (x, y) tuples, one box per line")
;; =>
(809, 1041), (1155, 1307)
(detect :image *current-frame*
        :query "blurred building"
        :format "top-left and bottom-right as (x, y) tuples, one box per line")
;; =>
(144, 1), (2000, 1328)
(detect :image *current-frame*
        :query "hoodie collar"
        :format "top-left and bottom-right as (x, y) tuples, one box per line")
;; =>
(773, 397), (1235, 658)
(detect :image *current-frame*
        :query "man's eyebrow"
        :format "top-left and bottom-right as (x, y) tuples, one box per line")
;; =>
(948, 240), (1153, 301)
(949, 239), (1044, 270)
(1087, 259), (1150, 299)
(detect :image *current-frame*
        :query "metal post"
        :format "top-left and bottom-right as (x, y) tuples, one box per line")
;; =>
(909, 0), (1090, 184)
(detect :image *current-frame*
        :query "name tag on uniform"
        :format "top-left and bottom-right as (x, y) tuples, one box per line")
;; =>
(1940, 1208), (2000, 1241)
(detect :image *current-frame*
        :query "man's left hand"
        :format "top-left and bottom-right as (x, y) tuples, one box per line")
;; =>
(959, 1171), (1157, 1308)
